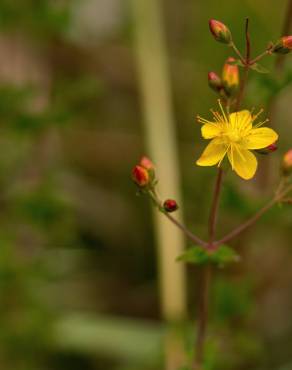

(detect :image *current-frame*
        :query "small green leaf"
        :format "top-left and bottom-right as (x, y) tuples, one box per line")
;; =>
(250, 63), (270, 74)
(177, 245), (240, 266)
(209, 245), (240, 266)
(176, 246), (210, 265)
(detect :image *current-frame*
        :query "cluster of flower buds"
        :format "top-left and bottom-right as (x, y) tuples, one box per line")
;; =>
(132, 156), (155, 188)
(282, 149), (292, 175)
(209, 19), (232, 44)
(132, 156), (179, 213)
(208, 57), (239, 98)
(272, 36), (292, 54)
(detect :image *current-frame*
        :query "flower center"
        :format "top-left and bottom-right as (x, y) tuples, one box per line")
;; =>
(224, 128), (241, 143)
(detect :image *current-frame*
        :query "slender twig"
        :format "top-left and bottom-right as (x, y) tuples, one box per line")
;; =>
(214, 197), (276, 246)
(215, 183), (292, 246)
(193, 167), (224, 369)
(235, 19), (251, 111)
(245, 18), (251, 63)
(230, 41), (245, 64)
(149, 190), (208, 247)
(208, 168), (224, 244)
(193, 264), (212, 369)
(164, 212), (208, 248)
(249, 47), (272, 65)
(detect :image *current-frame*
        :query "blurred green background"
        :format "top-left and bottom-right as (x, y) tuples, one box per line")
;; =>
(0, 0), (292, 369)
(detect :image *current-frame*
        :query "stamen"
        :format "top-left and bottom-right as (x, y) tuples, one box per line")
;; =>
(197, 115), (218, 127)
(252, 108), (264, 122)
(253, 118), (269, 128)
(210, 109), (222, 122)
(218, 99), (228, 122)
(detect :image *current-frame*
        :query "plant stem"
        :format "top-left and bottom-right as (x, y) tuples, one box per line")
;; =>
(193, 168), (224, 369)
(214, 197), (276, 246)
(149, 190), (208, 248)
(249, 49), (271, 65)
(208, 168), (224, 244)
(230, 41), (245, 64)
(214, 183), (292, 246)
(193, 264), (212, 369)
(235, 18), (250, 111)
(164, 212), (208, 248)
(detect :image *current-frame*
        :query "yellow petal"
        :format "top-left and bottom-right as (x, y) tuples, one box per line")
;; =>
(243, 127), (278, 149)
(228, 145), (257, 180)
(201, 123), (221, 139)
(229, 110), (252, 132)
(196, 138), (227, 166)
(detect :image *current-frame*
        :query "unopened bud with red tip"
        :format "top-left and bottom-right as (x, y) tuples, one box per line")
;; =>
(282, 149), (292, 175)
(222, 57), (239, 96)
(256, 142), (278, 155)
(208, 72), (222, 93)
(209, 19), (232, 44)
(163, 199), (179, 213)
(132, 165), (150, 187)
(272, 36), (292, 54)
(140, 156), (154, 170)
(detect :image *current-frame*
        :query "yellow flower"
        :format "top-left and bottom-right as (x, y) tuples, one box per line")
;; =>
(196, 101), (278, 180)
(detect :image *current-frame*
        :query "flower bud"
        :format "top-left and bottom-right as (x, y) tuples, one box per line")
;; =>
(256, 142), (278, 155)
(132, 165), (150, 187)
(222, 57), (239, 96)
(209, 19), (232, 44)
(282, 149), (292, 175)
(208, 72), (222, 93)
(272, 36), (292, 54)
(140, 156), (154, 170)
(163, 199), (178, 213)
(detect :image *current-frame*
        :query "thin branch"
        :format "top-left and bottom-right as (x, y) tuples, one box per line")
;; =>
(214, 197), (276, 246)
(164, 212), (208, 248)
(149, 190), (208, 247)
(215, 183), (292, 246)
(245, 18), (251, 63)
(193, 264), (212, 369)
(230, 42), (245, 64)
(193, 168), (224, 368)
(235, 18), (251, 111)
(208, 168), (224, 243)
(249, 48), (272, 65)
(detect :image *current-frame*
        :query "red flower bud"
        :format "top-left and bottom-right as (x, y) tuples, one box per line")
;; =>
(209, 19), (232, 44)
(282, 149), (292, 175)
(132, 165), (150, 187)
(282, 35), (292, 49)
(163, 199), (178, 213)
(140, 156), (154, 170)
(267, 143), (278, 152)
(256, 142), (278, 155)
(222, 57), (239, 96)
(272, 36), (292, 54)
(208, 71), (222, 93)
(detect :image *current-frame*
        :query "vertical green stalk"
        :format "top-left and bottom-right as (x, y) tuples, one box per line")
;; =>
(193, 168), (224, 369)
(129, 2), (187, 365)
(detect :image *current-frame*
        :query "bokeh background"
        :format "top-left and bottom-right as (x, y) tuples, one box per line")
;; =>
(0, 0), (292, 369)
